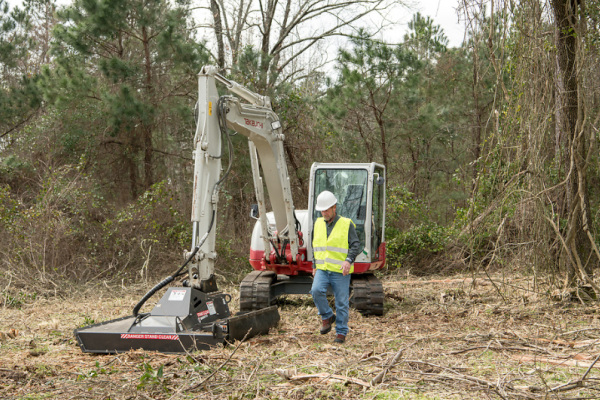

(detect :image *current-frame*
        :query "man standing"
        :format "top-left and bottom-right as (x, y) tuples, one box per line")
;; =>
(311, 190), (361, 344)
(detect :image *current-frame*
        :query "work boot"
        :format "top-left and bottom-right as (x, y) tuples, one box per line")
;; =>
(334, 334), (346, 344)
(320, 314), (336, 335)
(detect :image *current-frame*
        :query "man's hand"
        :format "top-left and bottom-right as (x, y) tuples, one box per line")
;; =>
(341, 261), (351, 276)
(312, 268), (316, 277)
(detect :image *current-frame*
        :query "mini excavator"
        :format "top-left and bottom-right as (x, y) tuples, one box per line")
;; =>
(75, 66), (386, 354)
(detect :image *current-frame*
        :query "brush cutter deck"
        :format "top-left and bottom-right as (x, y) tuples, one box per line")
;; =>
(74, 287), (279, 354)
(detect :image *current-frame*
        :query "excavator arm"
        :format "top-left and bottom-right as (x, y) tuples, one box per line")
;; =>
(73, 66), (287, 354)
(187, 66), (300, 290)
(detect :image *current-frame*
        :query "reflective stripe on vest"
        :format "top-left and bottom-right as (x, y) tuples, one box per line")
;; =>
(313, 216), (355, 273)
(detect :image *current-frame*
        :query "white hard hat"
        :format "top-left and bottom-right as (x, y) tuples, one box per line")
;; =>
(315, 191), (337, 211)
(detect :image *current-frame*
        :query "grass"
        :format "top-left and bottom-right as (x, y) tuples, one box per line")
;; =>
(1, 273), (600, 399)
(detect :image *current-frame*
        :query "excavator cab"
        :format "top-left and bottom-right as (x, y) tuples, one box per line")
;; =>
(306, 162), (386, 315)
(307, 162), (386, 272)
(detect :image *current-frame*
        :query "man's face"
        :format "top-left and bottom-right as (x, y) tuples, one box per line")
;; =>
(321, 204), (336, 223)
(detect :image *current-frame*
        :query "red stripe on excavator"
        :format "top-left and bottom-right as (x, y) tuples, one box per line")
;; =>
(120, 334), (178, 340)
(249, 242), (385, 273)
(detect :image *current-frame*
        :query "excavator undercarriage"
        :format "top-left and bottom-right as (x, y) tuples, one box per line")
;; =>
(239, 271), (384, 316)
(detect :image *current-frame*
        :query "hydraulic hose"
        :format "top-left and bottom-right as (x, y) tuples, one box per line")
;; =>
(131, 95), (233, 318)
(132, 245), (201, 317)
(132, 275), (174, 317)
(131, 210), (216, 317)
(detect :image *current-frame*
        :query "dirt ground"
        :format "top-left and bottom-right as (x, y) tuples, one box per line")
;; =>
(2, 273), (600, 400)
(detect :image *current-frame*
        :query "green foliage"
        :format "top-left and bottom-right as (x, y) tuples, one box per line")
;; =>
(321, 21), (472, 242)
(77, 361), (115, 380)
(102, 181), (189, 246)
(0, 3), (506, 288)
(386, 185), (423, 227)
(0, 164), (105, 282)
(137, 362), (168, 392)
(1, 290), (37, 308)
(46, 0), (209, 197)
(79, 315), (96, 327)
(404, 12), (449, 61)
(0, 183), (19, 229)
(387, 223), (453, 269)
(385, 185), (454, 271)
(0, 159), (191, 287)
(0, 0), (44, 135)
(232, 46), (263, 86)
(215, 236), (250, 278)
(95, 180), (190, 279)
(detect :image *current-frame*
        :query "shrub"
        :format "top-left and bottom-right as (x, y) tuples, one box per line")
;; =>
(386, 223), (453, 272)
(0, 162), (192, 291)
(385, 184), (454, 273)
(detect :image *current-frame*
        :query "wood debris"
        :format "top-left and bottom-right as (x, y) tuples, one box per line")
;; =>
(275, 369), (371, 387)
(1, 275), (600, 399)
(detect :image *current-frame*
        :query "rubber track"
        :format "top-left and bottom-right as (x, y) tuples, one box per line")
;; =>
(239, 271), (275, 311)
(351, 274), (384, 316)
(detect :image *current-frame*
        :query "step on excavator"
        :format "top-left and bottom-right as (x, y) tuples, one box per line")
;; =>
(74, 66), (386, 354)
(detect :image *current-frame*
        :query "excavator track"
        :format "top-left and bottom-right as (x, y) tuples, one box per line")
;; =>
(351, 274), (384, 316)
(239, 270), (276, 311)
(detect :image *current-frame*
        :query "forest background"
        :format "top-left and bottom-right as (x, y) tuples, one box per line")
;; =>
(1, 0), (599, 299)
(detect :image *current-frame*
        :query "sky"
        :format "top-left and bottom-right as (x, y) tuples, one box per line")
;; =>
(409, 0), (466, 47)
(6, 0), (465, 51)
(5, 0), (466, 47)
(385, 0), (465, 47)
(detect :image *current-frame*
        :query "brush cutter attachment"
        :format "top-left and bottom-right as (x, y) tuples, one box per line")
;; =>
(74, 287), (279, 354)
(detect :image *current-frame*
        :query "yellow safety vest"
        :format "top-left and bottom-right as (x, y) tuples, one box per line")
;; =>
(313, 216), (355, 274)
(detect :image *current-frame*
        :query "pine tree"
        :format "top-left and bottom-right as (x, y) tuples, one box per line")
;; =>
(45, 0), (209, 199)
(0, 0), (43, 139)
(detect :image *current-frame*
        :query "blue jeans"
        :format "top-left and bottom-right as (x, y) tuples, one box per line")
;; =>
(310, 269), (351, 336)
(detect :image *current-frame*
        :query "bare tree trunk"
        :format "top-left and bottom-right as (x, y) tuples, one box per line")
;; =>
(259, 0), (276, 89)
(283, 142), (306, 197)
(127, 142), (138, 199)
(142, 25), (154, 191)
(212, 0), (395, 89)
(211, 0), (225, 71)
(551, 0), (598, 285)
(353, 114), (374, 161)
(408, 136), (419, 195)
(471, 40), (482, 191)
(367, 88), (389, 167)
(377, 118), (388, 168)
(143, 125), (153, 190)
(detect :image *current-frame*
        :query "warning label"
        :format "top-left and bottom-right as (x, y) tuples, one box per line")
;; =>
(120, 334), (178, 340)
(168, 289), (186, 301)
(197, 310), (210, 321)
(206, 301), (216, 315)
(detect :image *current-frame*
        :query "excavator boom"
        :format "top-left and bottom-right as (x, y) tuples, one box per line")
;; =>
(187, 66), (300, 289)
(74, 67), (285, 354)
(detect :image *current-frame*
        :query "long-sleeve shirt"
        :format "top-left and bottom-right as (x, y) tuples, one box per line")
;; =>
(312, 214), (362, 266)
